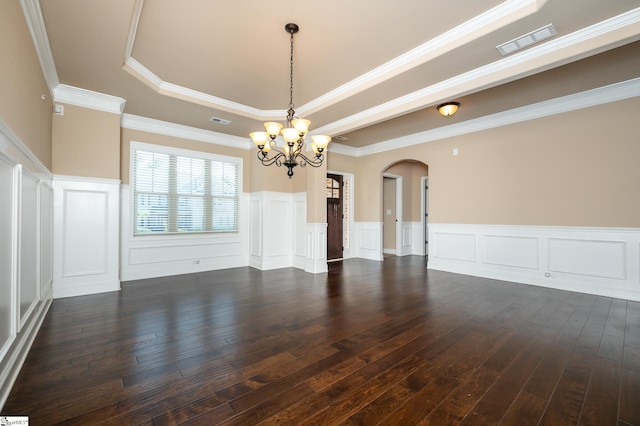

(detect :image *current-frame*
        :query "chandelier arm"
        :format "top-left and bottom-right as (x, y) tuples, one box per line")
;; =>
(297, 152), (325, 168)
(257, 150), (286, 167)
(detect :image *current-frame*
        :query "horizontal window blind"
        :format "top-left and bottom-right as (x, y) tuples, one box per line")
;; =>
(132, 145), (239, 235)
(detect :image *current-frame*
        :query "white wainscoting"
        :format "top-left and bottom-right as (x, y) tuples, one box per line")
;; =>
(0, 120), (53, 409)
(18, 169), (39, 330)
(355, 221), (424, 260)
(410, 221), (428, 256)
(120, 185), (249, 281)
(249, 197), (262, 259)
(353, 222), (384, 261)
(306, 223), (328, 274)
(398, 221), (413, 256)
(40, 182), (53, 296)
(293, 193), (307, 270)
(429, 224), (640, 301)
(249, 192), (309, 271)
(53, 176), (120, 298)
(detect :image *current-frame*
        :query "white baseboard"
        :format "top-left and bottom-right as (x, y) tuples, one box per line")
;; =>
(0, 291), (52, 410)
(53, 279), (121, 298)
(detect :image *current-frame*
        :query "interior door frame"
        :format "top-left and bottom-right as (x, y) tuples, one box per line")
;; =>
(326, 170), (354, 260)
(421, 175), (429, 262)
(326, 173), (343, 261)
(382, 172), (403, 257)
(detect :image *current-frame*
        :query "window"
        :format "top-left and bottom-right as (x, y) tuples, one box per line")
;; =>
(326, 177), (340, 199)
(132, 142), (241, 235)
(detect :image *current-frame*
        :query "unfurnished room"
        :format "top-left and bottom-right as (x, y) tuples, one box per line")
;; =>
(1, 0), (640, 424)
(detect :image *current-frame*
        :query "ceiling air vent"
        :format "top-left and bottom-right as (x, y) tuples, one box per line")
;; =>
(209, 117), (231, 125)
(333, 135), (348, 141)
(496, 24), (557, 56)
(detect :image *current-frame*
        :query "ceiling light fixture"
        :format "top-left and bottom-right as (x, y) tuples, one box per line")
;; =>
(437, 102), (460, 117)
(249, 23), (330, 178)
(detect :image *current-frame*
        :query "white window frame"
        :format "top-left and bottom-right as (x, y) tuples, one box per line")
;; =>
(130, 141), (242, 237)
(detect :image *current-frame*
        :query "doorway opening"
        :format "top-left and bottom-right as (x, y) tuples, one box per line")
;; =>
(326, 173), (343, 261)
(382, 174), (402, 256)
(326, 172), (353, 263)
(381, 160), (429, 261)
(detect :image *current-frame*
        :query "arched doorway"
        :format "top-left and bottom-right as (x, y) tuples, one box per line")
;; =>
(381, 160), (429, 261)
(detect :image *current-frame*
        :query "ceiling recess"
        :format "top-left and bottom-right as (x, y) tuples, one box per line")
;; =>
(496, 24), (557, 56)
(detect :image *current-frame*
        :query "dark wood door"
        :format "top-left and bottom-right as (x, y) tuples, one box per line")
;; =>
(326, 174), (343, 260)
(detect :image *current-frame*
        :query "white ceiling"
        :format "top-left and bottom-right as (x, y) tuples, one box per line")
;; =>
(26, 0), (640, 149)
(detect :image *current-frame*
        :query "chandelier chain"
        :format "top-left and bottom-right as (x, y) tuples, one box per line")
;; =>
(288, 29), (295, 124)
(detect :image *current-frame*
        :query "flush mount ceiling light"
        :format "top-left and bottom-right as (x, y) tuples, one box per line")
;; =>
(249, 23), (330, 178)
(437, 102), (460, 117)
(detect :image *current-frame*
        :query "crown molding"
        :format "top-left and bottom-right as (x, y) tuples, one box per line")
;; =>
(331, 77), (640, 158)
(313, 7), (640, 137)
(122, 57), (285, 121)
(122, 57), (163, 90)
(326, 143), (361, 157)
(297, 0), (545, 116)
(121, 113), (252, 150)
(19, 0), (59, 91)
(52, 84), (126, 115)
(23, 0), (640, 146)
(122, 0), (544, 119)
(120, 1), (639, 135)
(159, 82), (283, 120)
(124, 0), (144, 59)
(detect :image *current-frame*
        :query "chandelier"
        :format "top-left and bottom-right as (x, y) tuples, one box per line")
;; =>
(250, 23), (330, 178)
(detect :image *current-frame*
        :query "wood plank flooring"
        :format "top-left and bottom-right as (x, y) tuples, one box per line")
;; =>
(2, 256), (640, 425)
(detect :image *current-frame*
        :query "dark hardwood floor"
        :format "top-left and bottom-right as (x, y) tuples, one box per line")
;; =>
(3, 256), (640, 425)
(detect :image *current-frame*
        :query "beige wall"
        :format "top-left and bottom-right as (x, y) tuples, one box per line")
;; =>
(52, 104), (120, 179)
(305, 162), (327, 223)
(249, 152), (296, 193)
(328, 97), (640, 228)
(0, 1), (52, 169)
